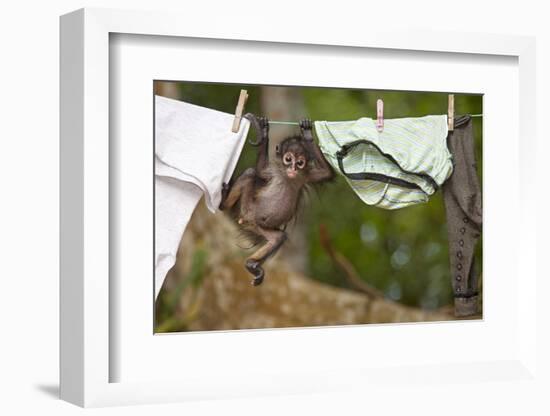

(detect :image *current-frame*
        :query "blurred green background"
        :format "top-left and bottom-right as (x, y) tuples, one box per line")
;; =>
(157, 81), (482, 312)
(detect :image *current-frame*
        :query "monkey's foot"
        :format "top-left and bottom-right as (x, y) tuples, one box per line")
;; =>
(245, 259), (265, 286)
(219, 182), (230, 210)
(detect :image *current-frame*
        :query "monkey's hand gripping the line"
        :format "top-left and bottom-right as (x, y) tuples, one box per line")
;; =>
(220, 114), (334, 286)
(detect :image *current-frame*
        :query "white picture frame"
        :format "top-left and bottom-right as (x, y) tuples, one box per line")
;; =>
(60, 8), (539, 408)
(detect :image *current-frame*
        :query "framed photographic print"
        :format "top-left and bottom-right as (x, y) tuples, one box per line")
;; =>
(60, 7), (539, 408)
(153, 83), (483, 334)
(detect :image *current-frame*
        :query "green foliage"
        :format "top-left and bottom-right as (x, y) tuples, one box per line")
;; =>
(155, 249), (208, 332)
(174, 83), (483, 310)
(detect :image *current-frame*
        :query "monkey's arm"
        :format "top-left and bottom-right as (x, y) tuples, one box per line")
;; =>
(244, 113), (270, 179)
(300, 119), (335, 183)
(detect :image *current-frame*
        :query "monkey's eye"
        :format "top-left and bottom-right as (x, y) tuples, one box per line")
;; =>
(283, 153), (293, 165)
(296, 159), (305, 169)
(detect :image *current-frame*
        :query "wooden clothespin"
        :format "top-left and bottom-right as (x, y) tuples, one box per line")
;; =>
(376, 99), (384, 133)
(232, 89), (249, 133)
(447, 94), (454, 131)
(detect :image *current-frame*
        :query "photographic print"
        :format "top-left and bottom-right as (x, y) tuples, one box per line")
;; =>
(154, 81), (483, 333)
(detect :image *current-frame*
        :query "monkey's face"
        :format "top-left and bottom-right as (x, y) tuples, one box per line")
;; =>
(282, 150), (307, 179)
(276, 137), (310, 180)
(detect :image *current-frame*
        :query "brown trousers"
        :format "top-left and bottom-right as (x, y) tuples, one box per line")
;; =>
(442, 116), (482, 317)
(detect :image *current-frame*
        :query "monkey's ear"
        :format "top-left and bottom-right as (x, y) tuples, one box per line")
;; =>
(275, 144), (281, 155)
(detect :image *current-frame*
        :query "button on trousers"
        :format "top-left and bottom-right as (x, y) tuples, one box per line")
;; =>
(442, 116), (482, 317)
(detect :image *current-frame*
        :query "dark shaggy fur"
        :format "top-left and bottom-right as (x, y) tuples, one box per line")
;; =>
(220, 114), (334, 286)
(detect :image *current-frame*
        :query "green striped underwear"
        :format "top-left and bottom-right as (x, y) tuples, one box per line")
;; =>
(314, 116), (453, 210)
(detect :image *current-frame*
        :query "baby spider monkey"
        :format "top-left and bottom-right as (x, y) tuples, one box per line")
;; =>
(220, 113), (334, 286)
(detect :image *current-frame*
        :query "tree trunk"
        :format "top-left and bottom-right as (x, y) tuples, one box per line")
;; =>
(260, 86), (309, 274)
(154, 81), (181, 100)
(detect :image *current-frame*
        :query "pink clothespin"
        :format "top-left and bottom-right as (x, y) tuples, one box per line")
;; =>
(376, 99), (384, 133)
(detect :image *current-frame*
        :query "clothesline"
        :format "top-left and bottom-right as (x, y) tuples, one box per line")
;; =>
(268, 114), (483, 126)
